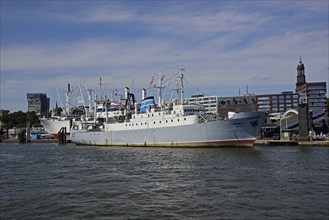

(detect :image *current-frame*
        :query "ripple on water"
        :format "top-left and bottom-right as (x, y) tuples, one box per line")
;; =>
(0, 144), (328, 219)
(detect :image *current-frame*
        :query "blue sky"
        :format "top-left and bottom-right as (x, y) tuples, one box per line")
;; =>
(1, 0), (328, 112)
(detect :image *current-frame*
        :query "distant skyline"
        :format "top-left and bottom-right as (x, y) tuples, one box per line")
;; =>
(1, 0), (328, 112)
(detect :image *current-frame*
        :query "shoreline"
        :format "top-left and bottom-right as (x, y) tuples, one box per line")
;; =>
(1, 139), (328, 147)
(0, 139), (70, 144)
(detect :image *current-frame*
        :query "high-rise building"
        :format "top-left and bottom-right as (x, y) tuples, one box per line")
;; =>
(26, 93), (50, 117)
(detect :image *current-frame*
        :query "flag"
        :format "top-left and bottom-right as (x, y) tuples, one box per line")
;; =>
(150, 76), (154, 85)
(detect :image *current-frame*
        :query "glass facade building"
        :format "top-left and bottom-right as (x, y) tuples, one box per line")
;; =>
(256, 92), (299, 113)
(26, 93), (50, 117)
(296, 82), (327, 112)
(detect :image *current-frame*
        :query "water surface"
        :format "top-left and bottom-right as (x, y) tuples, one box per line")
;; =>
(1, 143), (328, 219)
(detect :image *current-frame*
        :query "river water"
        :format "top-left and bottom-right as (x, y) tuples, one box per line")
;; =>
(1, 143), (328, 219)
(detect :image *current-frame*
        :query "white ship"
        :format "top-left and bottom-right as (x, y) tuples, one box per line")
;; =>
(71, 67), (266, 147)
(40, 84), (87, 137)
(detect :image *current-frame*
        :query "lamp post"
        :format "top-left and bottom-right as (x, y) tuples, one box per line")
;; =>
(279, 113), (282, 140)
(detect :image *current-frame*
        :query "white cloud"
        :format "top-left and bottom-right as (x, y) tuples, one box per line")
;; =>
(1, 39), (176, 72)
(1, 1), (328, 111)
(139, 10), (269, 36)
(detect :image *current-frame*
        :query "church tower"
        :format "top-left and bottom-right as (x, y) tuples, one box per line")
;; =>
(295, 56), (306, 90)
(295, 56), (309, 139)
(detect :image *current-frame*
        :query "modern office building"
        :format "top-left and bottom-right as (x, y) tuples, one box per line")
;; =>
(256, 92), (299, 113)
(185, 94), (257, 117)
(296, 82), (327, 112)
(184, 95), (218, 114)
(26, 93), (50, 117)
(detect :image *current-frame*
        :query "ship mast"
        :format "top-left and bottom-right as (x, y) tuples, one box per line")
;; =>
(64, 83), (72, 116)
(153, 72), (166, 107)
(86, 88), (94, 116)
(179, 65), (185, 104)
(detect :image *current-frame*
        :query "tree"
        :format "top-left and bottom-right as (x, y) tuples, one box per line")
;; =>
(0, 111), (40, 129)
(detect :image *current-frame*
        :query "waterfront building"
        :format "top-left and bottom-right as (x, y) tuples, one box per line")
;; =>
(296, 82), (327, 112)
(216, 95), (257, 117)
(26, 93), (50, 117)
(294, 57), (327, 137)
(184, 94), (257, 117)
(256, 92), (299, 113)
(184, 95), (218, 114)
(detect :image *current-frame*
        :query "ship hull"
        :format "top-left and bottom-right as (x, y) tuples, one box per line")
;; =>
(71, 119), (258, 147)
(40, 118), (72, 137)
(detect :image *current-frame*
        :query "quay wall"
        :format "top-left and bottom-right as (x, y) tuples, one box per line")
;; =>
(254, 140), (329, 147)
(1, 139), (328, 146)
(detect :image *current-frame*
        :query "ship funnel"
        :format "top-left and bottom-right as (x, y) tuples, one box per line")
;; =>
(142, 89), (146, 100)
(125, 87), (129, 99)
